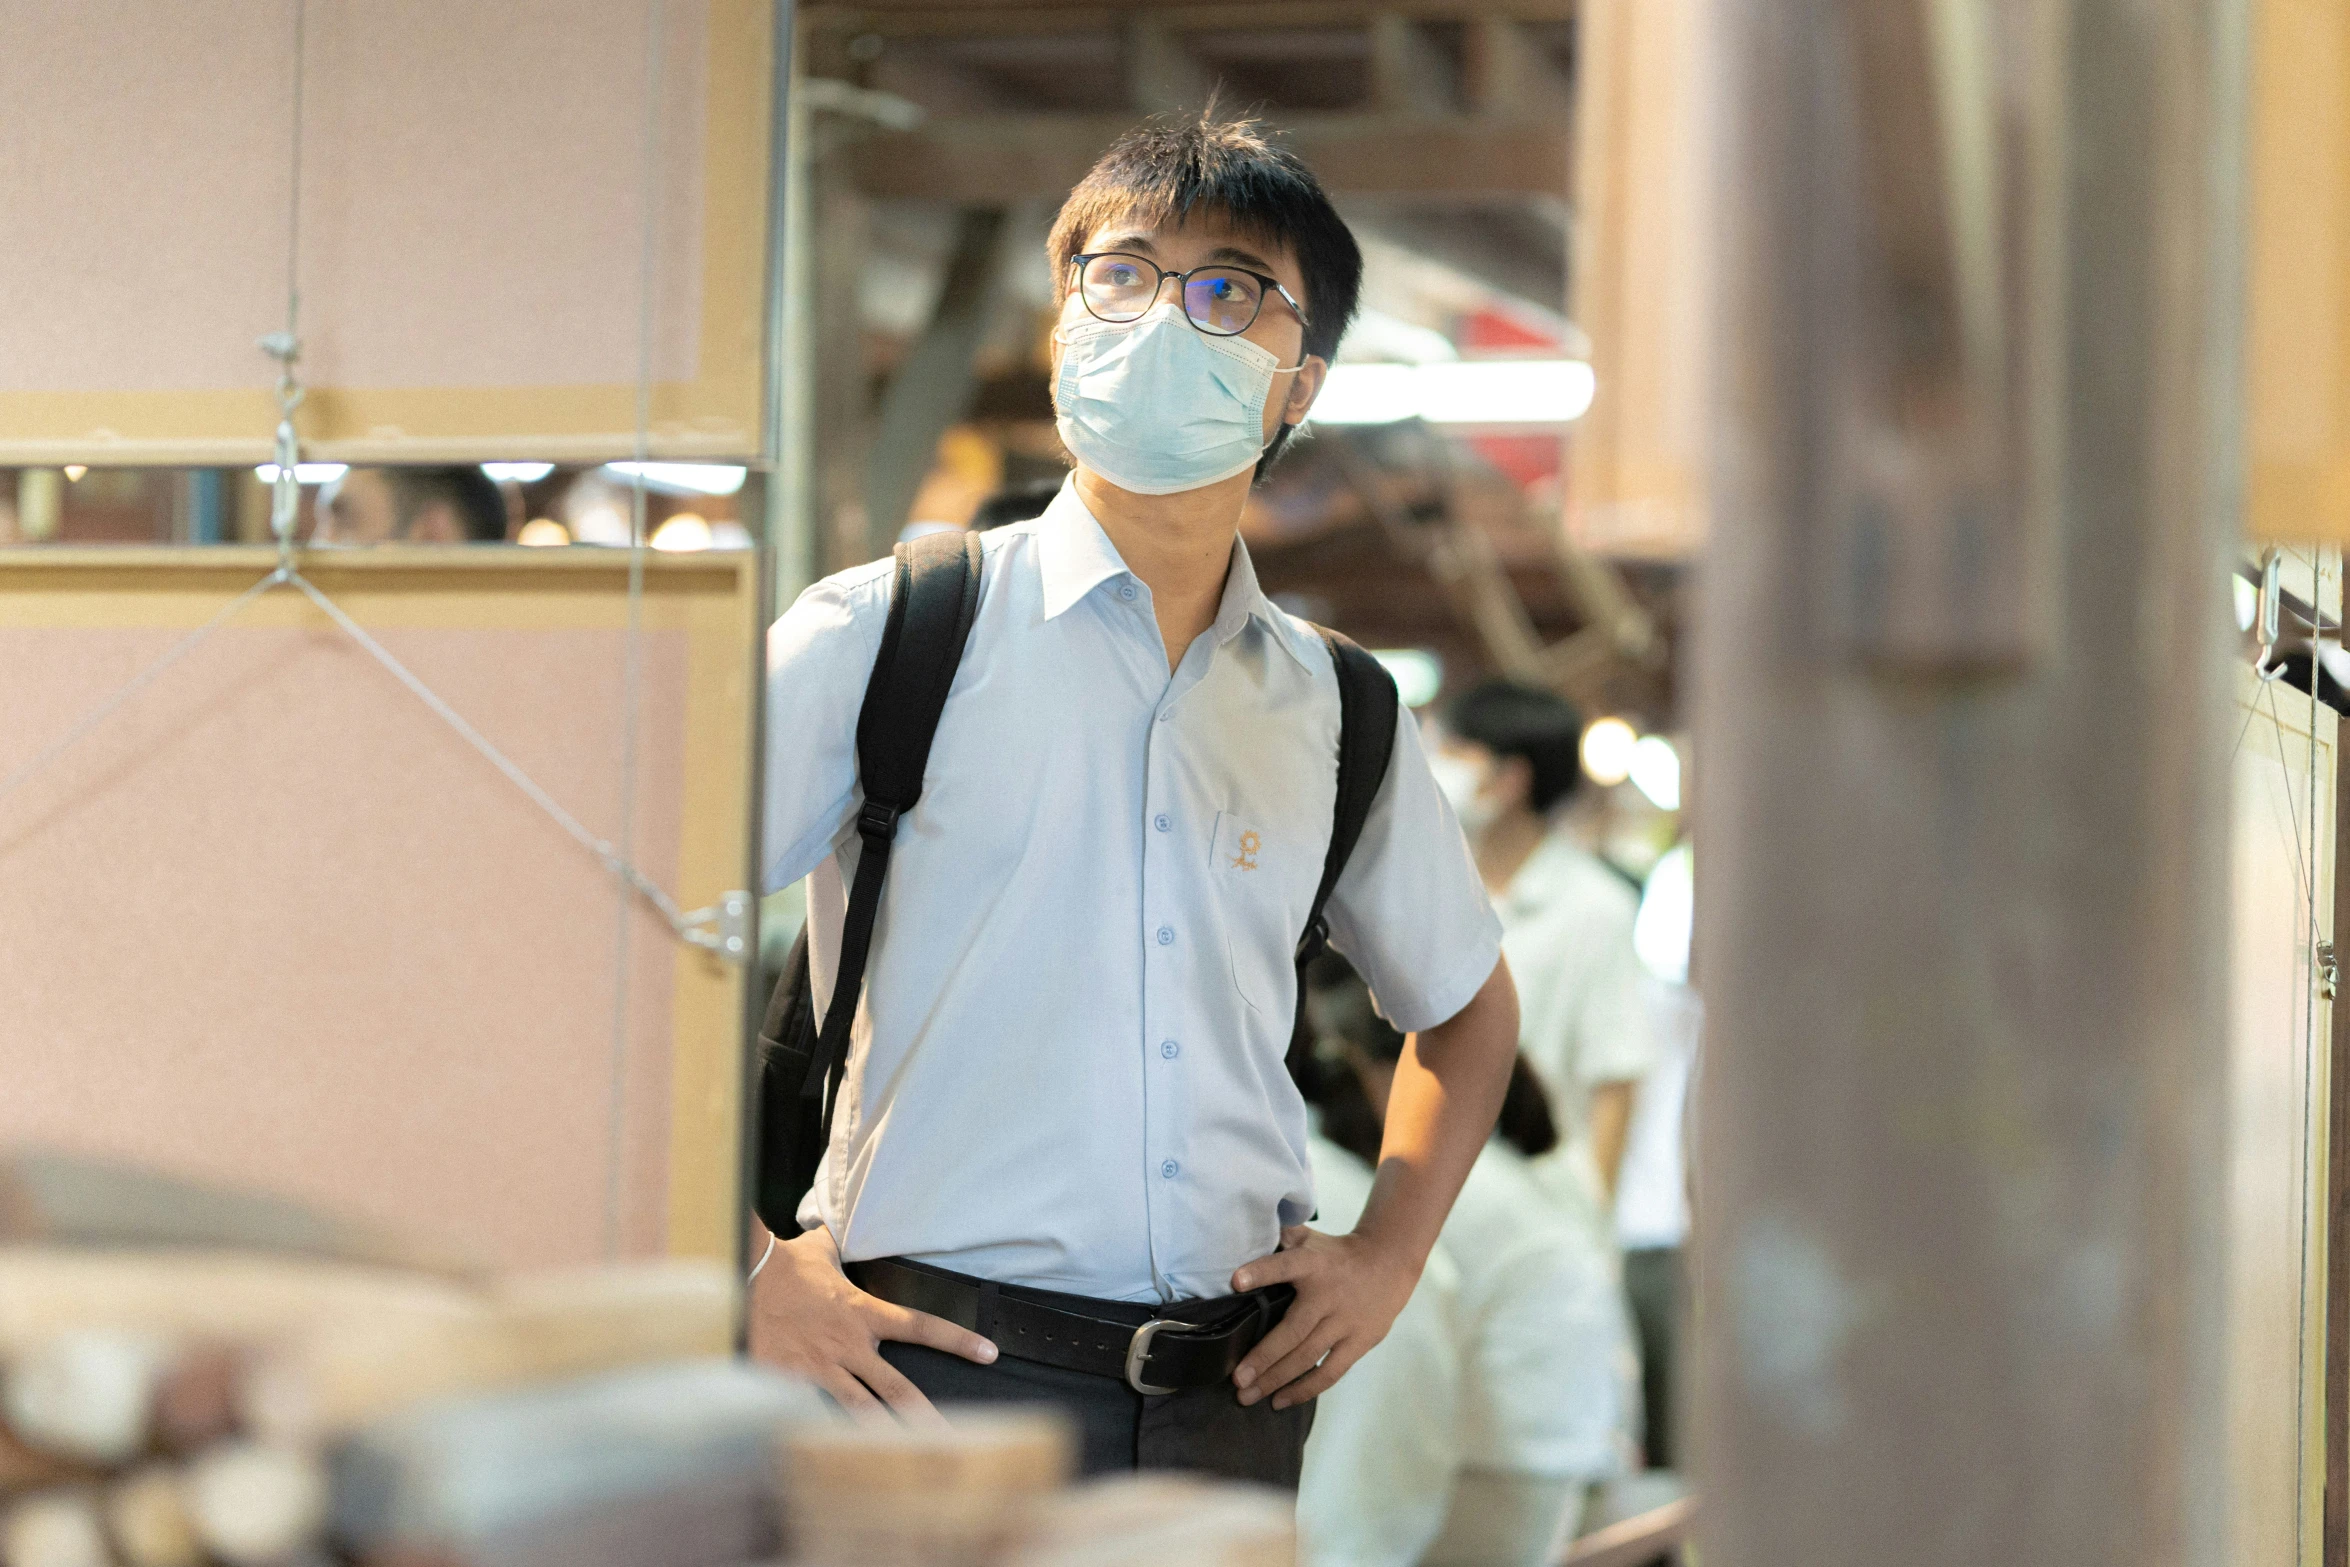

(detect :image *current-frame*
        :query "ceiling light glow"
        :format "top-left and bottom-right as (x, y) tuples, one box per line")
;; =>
(1312, 360), (1595, 426)
(482, 462), (556, 484)
(1370, 649), (1444, 709)
(254, 463), (349, 485)
(1580, 716), (1638, 787)
(516, 518), (571, 547)
(650, 512), (714, 553)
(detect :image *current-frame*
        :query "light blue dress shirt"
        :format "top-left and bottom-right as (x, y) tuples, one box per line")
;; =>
(763, 484), (1503, 1303)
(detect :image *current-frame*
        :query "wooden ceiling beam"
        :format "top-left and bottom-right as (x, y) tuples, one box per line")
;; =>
(849, 113), (1572, 200)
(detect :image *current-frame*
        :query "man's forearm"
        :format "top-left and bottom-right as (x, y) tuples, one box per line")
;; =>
(1587, 1080), (1636, 1199)
(1355, 957), (1520, 1273)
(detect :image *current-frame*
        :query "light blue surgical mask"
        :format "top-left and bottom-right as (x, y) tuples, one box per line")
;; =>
(1054, 302), (1304, 495)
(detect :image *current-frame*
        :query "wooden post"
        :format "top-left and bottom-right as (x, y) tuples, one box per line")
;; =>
(1694, 3), (2243, 1566)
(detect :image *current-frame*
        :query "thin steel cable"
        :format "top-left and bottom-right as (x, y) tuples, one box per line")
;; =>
(2263, 677), (2318, 924)
(263, 0), (309, 571)
(0, 571), (285, 812)
(604, 0), (669, 1261)
(282, 0), (304, 342)
(2292, 547), (2327, 1561)
(282, 572), (690, 933)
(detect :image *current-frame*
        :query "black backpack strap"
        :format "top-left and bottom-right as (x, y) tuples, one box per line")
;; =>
(1290, 630), (1399, 1060)
(800, 529), (985, 1140)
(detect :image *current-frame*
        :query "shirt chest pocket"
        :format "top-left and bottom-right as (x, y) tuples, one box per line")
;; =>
(1211, 809), (1309, 1018)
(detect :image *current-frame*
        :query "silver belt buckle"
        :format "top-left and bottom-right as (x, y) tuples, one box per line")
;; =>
(1124, 1318), (1181, 1395)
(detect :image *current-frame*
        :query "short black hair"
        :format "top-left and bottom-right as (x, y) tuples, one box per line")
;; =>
(1301, 951), (1556, 1163)
(1446, 679), (1586, 814)
(395, 467), (509, 543)
(1048, 109), (1363, 479)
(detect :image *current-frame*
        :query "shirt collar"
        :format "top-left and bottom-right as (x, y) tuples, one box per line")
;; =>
(1034, 482), (1316, 673)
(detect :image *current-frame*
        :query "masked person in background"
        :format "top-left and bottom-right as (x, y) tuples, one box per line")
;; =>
(1431, 683), (1660, 1217)
(1430, 682), (1656, 1450)
(1294, 956), (1633, 1567)
(749, 112), (1521, 1489)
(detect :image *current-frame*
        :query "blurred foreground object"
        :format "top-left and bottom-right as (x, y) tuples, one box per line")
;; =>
(1008, 1475), (1296, 1567)
(1697, 2), (2242, 1566)
(780, 1410), (1072, 1566)
(0, 1152), (477, 1279)
(0, 1153), (760, 1567)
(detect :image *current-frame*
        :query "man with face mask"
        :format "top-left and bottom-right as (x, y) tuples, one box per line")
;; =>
(748, 113), (1520, 1489)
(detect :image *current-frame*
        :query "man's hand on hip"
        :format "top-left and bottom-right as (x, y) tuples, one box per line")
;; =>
(1227, 1225), (1417, 1410)
(746, 1226), (997, 1419)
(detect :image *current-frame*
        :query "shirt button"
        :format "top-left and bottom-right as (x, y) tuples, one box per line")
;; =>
(1160, 1159), (1180, 1180)
(1160, 1039), (1180, 1060)
(1155, 926), (1175, 947)
(1118, 583), (1138, 602)
(1154, 813), (1172, 833)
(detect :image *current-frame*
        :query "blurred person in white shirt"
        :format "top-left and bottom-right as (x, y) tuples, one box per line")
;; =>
(1429, 681), (1660, 1240)
(1617, 840), (1697, 1470)
(1297, 959), (1636, 1567)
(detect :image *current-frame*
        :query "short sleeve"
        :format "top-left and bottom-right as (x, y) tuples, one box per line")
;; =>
(1324, 708), (1504, 1034)
(760, 562), (892, 892)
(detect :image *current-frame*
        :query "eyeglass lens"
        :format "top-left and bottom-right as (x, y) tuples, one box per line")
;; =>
(1080, 255), (1263, 336)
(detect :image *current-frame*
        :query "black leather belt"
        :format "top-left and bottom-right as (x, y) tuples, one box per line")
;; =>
(845, 1256), (1294, 1395)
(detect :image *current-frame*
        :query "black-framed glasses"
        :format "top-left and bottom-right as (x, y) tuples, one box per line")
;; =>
(1070, 252), (1309, 338)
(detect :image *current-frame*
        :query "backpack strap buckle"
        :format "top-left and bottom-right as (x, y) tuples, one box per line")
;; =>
(857, 800), (903, 843)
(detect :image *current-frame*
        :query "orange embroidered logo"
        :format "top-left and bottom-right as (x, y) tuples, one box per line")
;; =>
(1231, 830), (1262, 871)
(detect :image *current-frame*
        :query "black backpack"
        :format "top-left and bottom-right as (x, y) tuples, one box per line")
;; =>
(752, 530), (1400, 1233)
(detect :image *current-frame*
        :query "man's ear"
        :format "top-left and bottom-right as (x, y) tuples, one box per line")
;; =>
(1283, 355), (1329, 426)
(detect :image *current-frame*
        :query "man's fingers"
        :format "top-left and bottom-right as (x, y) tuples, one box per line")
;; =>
(815, 1366), (885, 1416)
(854, 1354), (948, 1423)
(1230, 1246), (1314, 1293)
(1270, 1341), (1362, 1409)
(1243, 1332), (1338, 1405)
(872, 1301), (999, 1366)
(1233, 1305), (1323, 1392)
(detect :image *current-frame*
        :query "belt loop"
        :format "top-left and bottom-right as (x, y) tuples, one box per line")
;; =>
(977, 1279), (999, 1343)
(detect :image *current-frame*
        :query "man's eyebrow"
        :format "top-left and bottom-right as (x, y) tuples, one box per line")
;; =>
(1093, 233), (1159, 255)
(1208, 244), (1280, 274)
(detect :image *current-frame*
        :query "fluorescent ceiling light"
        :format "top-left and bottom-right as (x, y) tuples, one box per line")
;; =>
(1370, 649), (1444, 709)
(482, 462), (555, 484)
(254, 463), (348, 485)
(1629, 734), (1683, 812)
(1312, 360), (1595, 426)
(603, 462), (747, 496)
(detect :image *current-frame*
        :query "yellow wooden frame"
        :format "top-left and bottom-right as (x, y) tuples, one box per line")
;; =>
(2250, 0), (2350, 542)
(0, 547), (762, 1262)
(0, 0), (773, 467)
